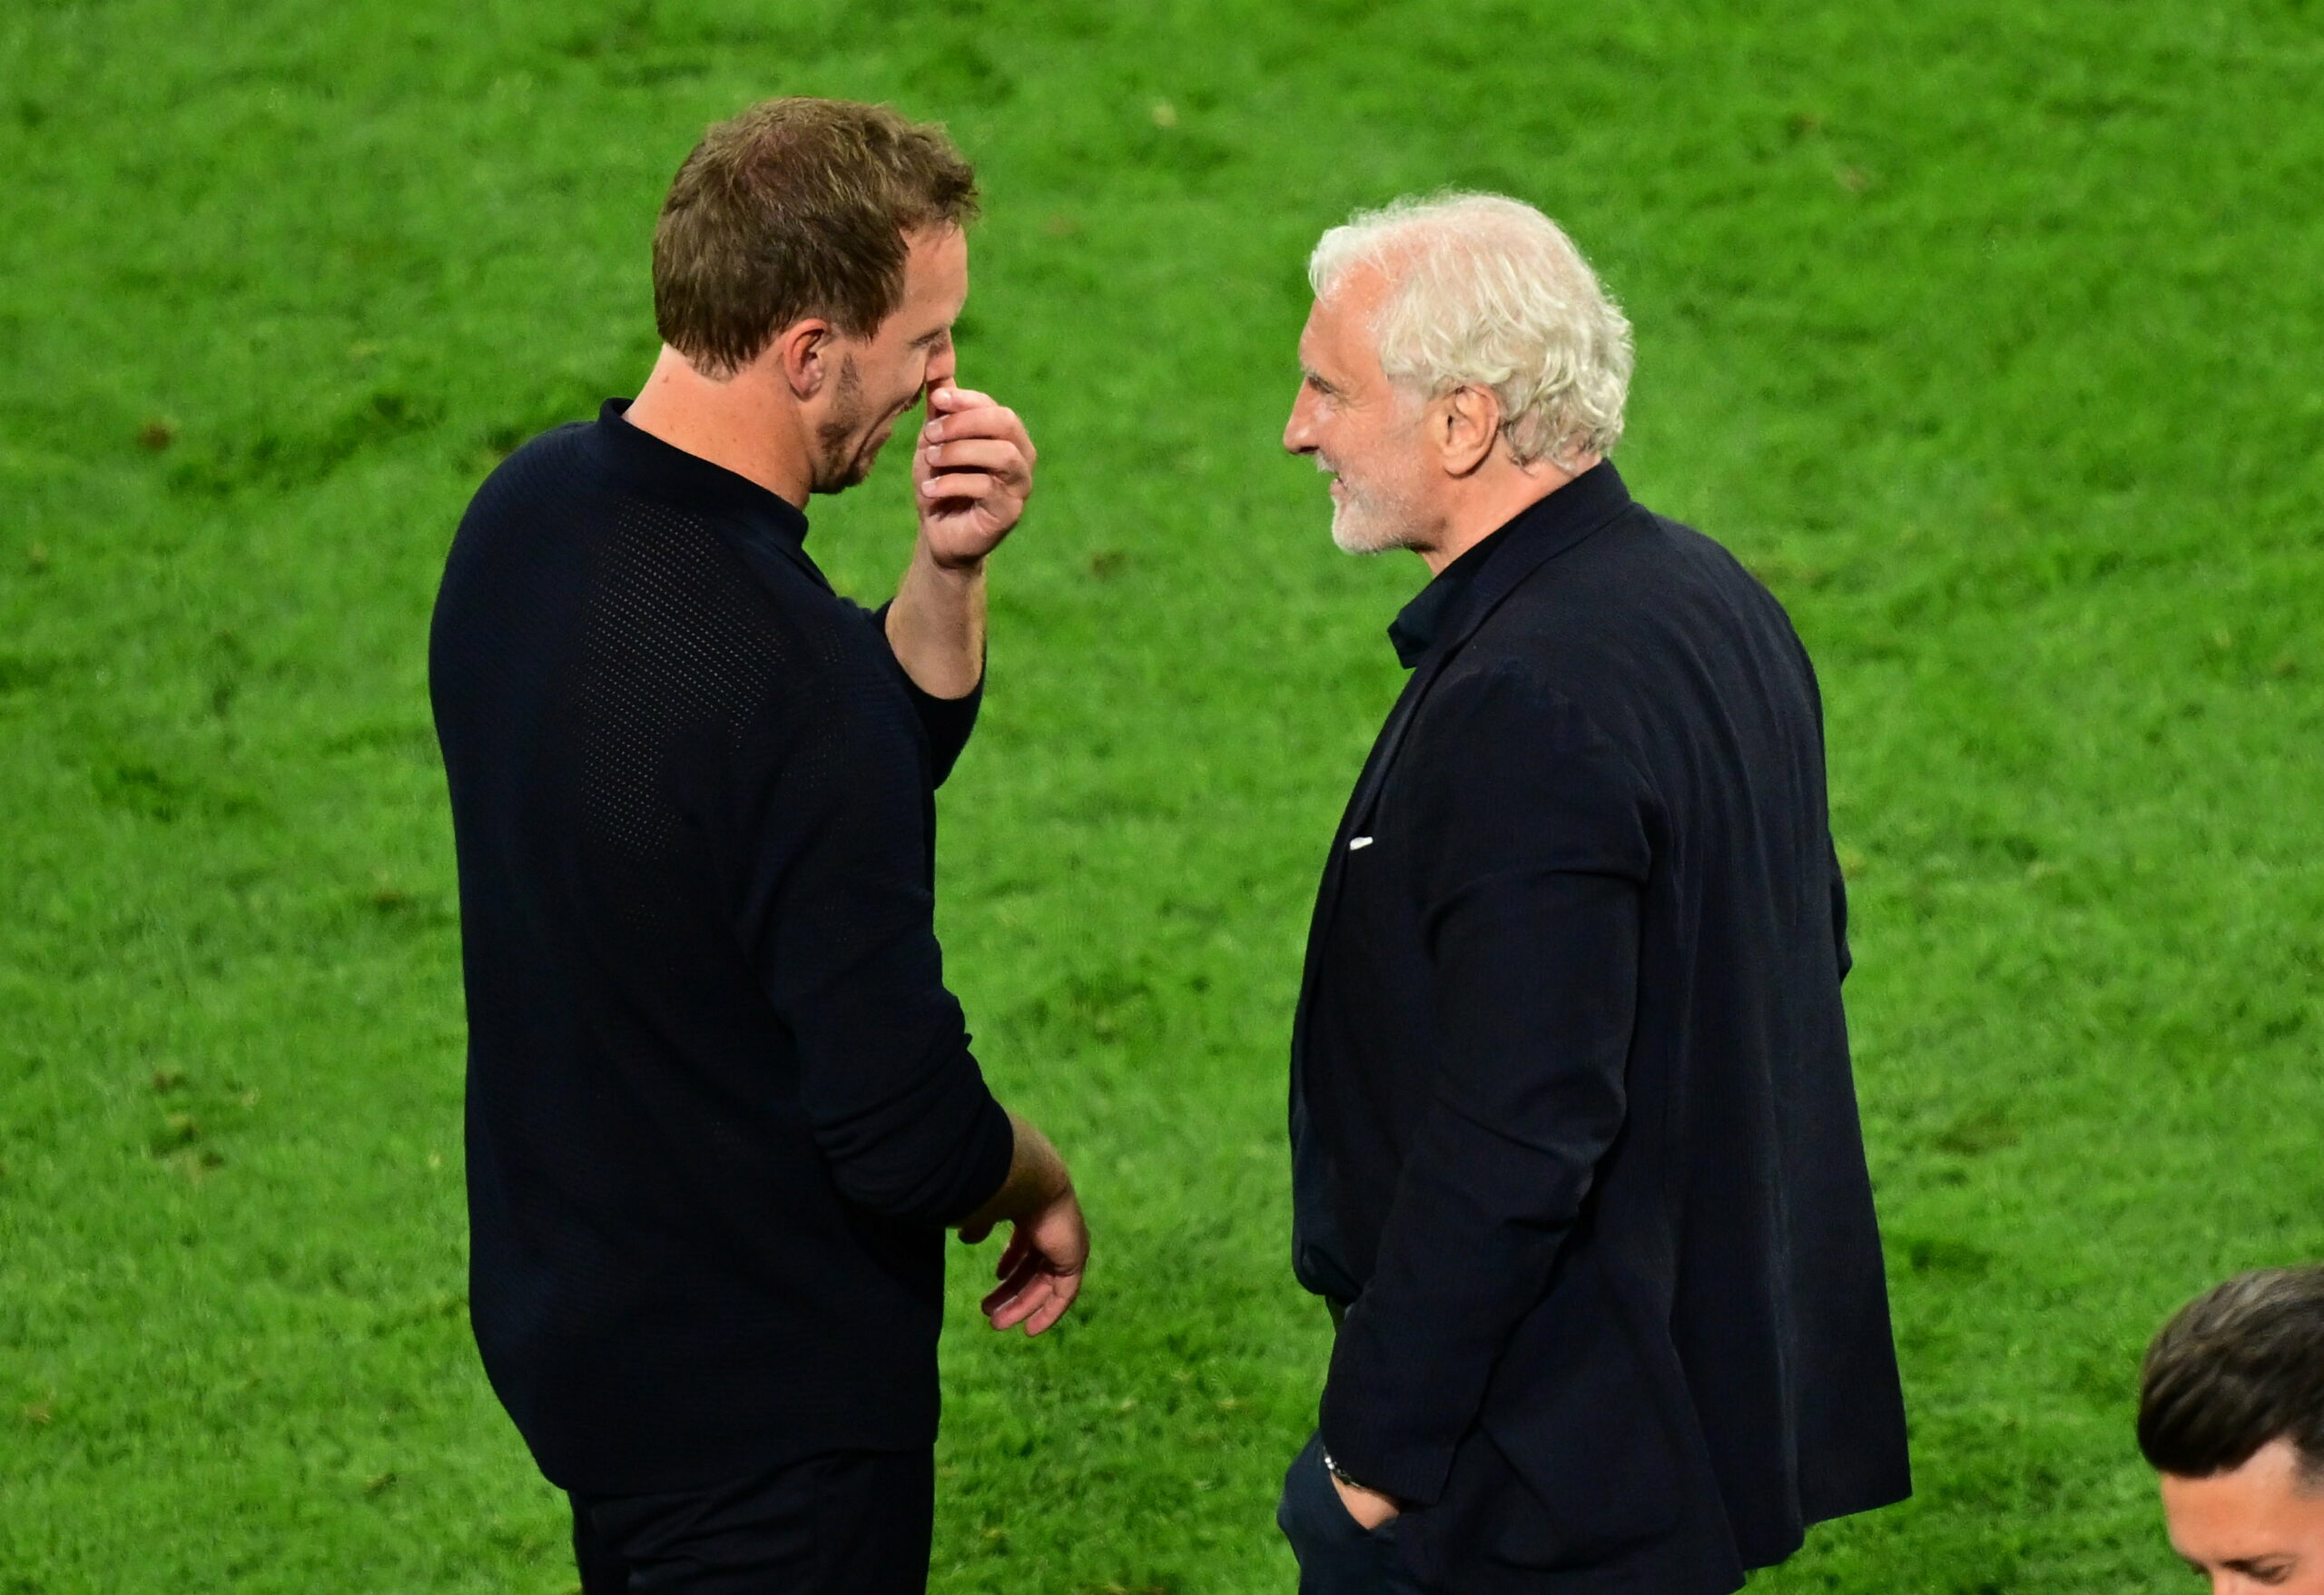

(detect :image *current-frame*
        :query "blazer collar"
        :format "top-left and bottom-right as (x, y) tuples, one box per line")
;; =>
(1423, 461), (1635, 667)
(1329, 461), (1636, 841)
(1289, 463), (1637, 1060)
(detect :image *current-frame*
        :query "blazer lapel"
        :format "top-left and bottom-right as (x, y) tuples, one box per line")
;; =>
(1292, 463), (1640, 1060)
(1347, 466), (1638, 837)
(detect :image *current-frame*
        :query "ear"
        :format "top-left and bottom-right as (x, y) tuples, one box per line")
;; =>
(768, 319), (835, 400)
(1434, 384), (1502, 478)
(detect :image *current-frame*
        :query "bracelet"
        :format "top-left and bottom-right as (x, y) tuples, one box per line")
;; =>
(1320, 1446), (1371, 1494)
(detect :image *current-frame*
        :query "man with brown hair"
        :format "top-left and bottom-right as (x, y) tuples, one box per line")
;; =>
(429, 98), (1083, 1593)
(2141, 1265), (2324, 1593)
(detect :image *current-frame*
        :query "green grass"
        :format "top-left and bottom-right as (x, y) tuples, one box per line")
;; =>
(4, 0), (2321, 1589)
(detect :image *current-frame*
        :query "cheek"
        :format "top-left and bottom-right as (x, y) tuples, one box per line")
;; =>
(1317, 406), (1366, 459)
(1355, 409), (1409, 461)
(1356, 432), (1422, 493)
(885, 372), (926, 419)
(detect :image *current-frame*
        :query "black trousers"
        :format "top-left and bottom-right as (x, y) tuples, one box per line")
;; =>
(1278, 1431), (1426, 1595)
(571, 1449), (934, 1594)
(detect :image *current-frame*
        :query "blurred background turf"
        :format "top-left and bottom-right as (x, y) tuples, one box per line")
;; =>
(2, 0), (2320, 1590)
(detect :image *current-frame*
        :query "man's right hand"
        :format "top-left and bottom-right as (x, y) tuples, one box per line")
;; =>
(957, 1111), (1087, 1336)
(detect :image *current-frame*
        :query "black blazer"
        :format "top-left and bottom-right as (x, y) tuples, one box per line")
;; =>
(1290, 464), (1909, 1593)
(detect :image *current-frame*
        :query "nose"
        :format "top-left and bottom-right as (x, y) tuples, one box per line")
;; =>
(922, 340), (959, 402)
(1284, 383), (1318, 457)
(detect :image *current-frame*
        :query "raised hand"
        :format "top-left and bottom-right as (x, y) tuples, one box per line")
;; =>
(914, 384), (1036, 570)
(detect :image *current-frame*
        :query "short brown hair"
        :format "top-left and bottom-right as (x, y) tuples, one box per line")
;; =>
(2139, 1265), (2324, 1484)
(653, 98), (979, 378)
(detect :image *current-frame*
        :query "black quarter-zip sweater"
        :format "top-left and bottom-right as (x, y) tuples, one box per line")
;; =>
(429, 400), (1014, 1494)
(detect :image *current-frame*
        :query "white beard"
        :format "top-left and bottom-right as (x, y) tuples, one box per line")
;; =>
(1324, 462), (1422, 556)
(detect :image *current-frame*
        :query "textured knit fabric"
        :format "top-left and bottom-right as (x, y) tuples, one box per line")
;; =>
(430, 399), (1015, 1494)
(1289, 463), (1909, 1592)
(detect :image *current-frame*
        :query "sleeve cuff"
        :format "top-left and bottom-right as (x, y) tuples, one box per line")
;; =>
(903, 671), (982, 787)
(1317, 1309), (1462, 1507)
(870, 600), (983, 785)
(935, 1088), (1017, 1227)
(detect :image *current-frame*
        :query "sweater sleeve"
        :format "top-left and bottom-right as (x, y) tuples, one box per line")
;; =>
(1830, 841), (1854, 982)
(1319, 665), (1654, 1507)
(866, 599), (982, 787)
(730, 660), (1012, 1227)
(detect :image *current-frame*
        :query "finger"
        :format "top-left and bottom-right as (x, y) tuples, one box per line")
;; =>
(928, 386), (995, 415)
(1019, 1274), (1082, 1336)
(921, 403), (1026, 445)
(926, 400), (1016, 434)
(989, 1235), (1039, 1294)
(983, 1271), (1039, 1321)
(995, 1226), (1032, 1280)
(922, 461), (1020, 502)
(984, 1246), (1057, 1314)
(921, 424), (1033, 482)
(919, 472), (1000, 501)
(1021, 1290), (1075, 1336)
(987, 1274), (1055, 1331)
(929, 414), (1028, 456)
(922, 439), (1025, 478)
(991, 1255), (1084, 1333)
(982, 1263), (1044, 1322)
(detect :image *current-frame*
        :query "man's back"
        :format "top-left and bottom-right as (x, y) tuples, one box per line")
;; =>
(431, 405), (1012, 1494)
(1471, 501), (1896, 1545)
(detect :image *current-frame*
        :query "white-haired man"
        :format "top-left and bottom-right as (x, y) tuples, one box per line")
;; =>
(1275, 193), (1911, 1594)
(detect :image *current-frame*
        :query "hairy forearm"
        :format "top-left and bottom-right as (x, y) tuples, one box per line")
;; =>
(959, 1109), (1071, 1235)
(960, 1107), (1088, 1337)
(885, 542), (987, 701)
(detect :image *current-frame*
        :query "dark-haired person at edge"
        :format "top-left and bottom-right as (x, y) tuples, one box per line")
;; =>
(428, 99), (1085, 1594)
(2141, 1266), (2324, 1593)
(1274, 193), (1911, 1594)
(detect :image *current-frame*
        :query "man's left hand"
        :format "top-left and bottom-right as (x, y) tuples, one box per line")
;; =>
(978, 1183), (1087, 1337)
(915, 385), (1035, 568)
(1332, 1472), (1403, 1531)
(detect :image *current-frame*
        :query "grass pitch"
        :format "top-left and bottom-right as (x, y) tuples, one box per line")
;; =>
(3, 1), (2321, 1590)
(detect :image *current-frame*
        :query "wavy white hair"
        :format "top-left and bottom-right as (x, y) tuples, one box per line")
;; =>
(1308, 192), (1633, 469)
